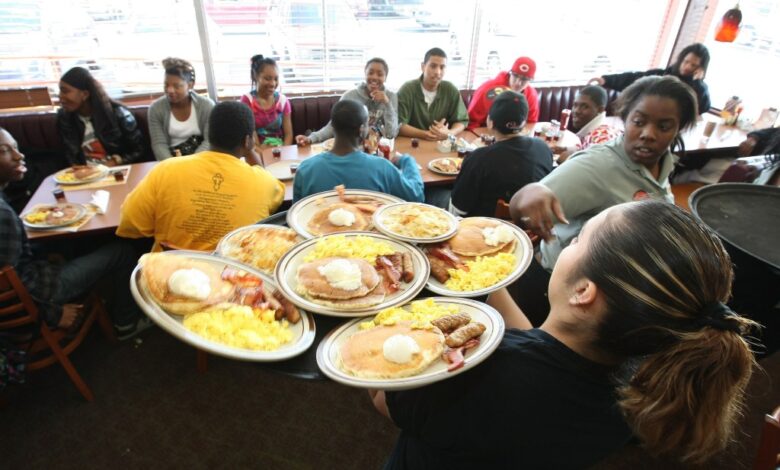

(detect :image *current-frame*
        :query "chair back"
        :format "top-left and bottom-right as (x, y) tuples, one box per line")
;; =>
(494, 199), (540, 246)
(494, 199), (511, 220)
(754, 406), (780, 470)
(0, 265), (41, 330)
(0, 265), (116, 401)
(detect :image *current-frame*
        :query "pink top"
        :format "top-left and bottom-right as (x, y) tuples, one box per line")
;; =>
(240, 90), (291, 144)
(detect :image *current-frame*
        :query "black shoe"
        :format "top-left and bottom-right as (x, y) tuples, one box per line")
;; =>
(114, 317), (154, 341)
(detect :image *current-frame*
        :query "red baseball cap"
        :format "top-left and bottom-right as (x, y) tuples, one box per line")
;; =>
(511, 57), (536, 80)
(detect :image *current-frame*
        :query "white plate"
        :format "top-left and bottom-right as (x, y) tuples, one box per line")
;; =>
(21, 203), (88, 229)
(287, 189), (403, 239)
(424, 217), (534, 297)
(130, 251), (315, 362)
(274, 231), (430, 317)
(53, 164), (109, 185)
(266, 159), (305, 181)
(427, 157), (462, 176)
(316, 297), (505, 390)
(216, 224), (303, 274)
(372, 202), (459, 244)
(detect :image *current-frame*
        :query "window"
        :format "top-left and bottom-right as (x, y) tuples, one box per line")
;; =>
(702, 0), (780, 119)
(0, 0), (682, 101)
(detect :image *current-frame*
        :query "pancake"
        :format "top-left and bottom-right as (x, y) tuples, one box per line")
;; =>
(307, 203), (369, 236)
(449, 218), (515, 257)
(140, 253), (235, 315)
(72, 165), (103, 180)
(339, 321), (445, 379)
(44, 205), (81, 225)
(296, 257), (381, 300)
(308, 281), (386, 309)
(459, 239), (517, 263)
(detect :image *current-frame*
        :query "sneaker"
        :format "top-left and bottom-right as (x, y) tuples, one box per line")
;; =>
(115, 316), (154, 341)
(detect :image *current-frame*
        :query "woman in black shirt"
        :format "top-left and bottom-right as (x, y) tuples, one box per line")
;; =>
(373, 200), (756, 468)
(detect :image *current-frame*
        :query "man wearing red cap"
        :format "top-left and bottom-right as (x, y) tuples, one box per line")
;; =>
(467, 56), (539, 130)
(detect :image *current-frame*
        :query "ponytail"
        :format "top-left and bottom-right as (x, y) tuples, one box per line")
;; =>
(618, 322), (756, 463)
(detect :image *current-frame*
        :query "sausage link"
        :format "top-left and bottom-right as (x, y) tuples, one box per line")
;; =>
(431, 313), (471, 333)
(445, 322), (486, 347)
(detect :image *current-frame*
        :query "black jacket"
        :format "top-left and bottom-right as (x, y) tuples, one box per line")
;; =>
(56, 102), (146, 165)
(602, 66), (711, 114)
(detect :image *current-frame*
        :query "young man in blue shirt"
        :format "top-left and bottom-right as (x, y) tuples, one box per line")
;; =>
(293, 100), (424, 202)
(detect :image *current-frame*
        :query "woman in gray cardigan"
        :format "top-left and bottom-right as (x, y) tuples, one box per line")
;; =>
(295, 57), (398, 145)
(148, 57), (215, 160)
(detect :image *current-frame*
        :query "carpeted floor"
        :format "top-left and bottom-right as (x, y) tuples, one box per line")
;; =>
(2, 325), (779, 469)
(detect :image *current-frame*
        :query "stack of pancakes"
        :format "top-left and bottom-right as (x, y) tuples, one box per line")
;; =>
(140, 253), (235, 315)
(448, 218), (517, 260)
(295, 257), (385, 308)
(307, 203), (369, 236)
(71, 165), (103, 180)
(339, 321), (445, 379)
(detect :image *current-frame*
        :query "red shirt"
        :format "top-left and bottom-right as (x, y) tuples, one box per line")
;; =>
(467, 71), (539, 129)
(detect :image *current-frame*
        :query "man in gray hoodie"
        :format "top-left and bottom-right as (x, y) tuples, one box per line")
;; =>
(296, 58), (398, 144)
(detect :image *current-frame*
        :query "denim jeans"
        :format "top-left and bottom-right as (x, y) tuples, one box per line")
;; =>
(52, 238), (145, 327)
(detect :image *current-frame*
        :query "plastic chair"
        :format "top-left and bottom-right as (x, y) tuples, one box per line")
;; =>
(0, 265), (116, 401)
(754, 405), (780, 470)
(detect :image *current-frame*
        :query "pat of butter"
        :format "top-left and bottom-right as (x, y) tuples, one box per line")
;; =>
(168, 268), (211, 300)
(383, 334), (420, 364)
(328, 208), (356, 227)
(317, 259), (362, 291)
(482, 225), (514, 246)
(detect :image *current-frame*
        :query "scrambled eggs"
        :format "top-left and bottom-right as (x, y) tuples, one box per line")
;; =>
(445, 252), (516, 291)
(183, 304), (293, 351)
(303, 235), (394, 264)
(24, 211), (48, 223)
(360, 298), (460, 330)
(380, 204), (453, 238)
(57, 172), (77, 182)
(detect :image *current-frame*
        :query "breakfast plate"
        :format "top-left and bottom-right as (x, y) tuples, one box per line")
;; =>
(216, 224), (303, 274)
(372, 202), (459, 244)
(130, 251), (315, 362)
(427, 157), (463, 176)
(53, 164), (109, 185)
(265, 159), (305, 181)
(274, 231), (430, 317)
(424, 217), (534, 297)
(21, 203), (87, 229)
(287, 188), (403, 239)
(316, 297), (505, 390)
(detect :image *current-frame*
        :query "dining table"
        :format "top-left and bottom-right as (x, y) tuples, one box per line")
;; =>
(21, 161), (157, 240)
(470, 123), (580, 161)
(259, 131), (485, 203)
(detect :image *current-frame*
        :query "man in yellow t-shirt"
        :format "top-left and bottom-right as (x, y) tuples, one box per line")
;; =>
(117, 101), (284, 251)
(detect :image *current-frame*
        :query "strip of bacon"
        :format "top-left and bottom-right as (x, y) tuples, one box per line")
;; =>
(221, 268), (264, 287)
(430, 246), (469, 272)
(443, 338), (481, 372)
(376, 255), (401, 293)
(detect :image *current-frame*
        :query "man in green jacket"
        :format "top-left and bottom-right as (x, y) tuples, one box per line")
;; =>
(397, 47), (469, 141)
